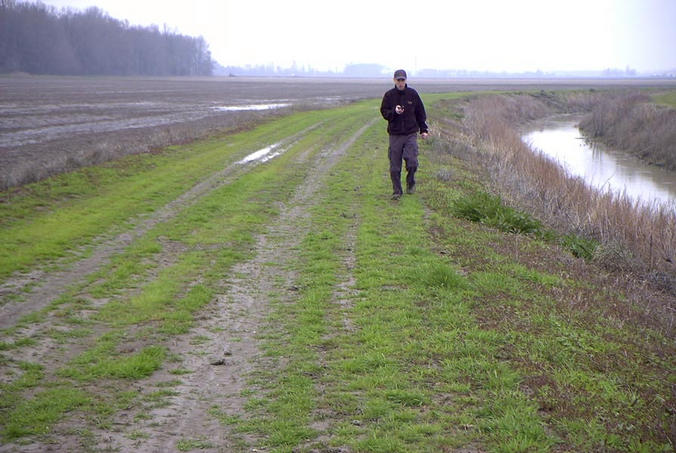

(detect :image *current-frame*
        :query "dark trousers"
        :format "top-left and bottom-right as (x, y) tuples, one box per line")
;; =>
(388, 133), (418, 195)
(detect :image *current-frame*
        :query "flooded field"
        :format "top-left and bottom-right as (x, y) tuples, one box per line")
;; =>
(2, 74), (674, 188)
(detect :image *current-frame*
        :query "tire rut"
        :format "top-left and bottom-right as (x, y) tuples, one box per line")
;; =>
(105, 119), (376, 452)
(0, 122), (323, 331)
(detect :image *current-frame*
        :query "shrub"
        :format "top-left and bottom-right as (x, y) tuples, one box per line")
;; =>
(592, 241), (638, 273)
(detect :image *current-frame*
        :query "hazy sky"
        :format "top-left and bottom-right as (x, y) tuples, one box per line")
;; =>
(39, 0), (676, 73)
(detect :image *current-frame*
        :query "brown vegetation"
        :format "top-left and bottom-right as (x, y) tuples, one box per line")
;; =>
(579, 91), (676, 170)
(434, 91), (676, 292)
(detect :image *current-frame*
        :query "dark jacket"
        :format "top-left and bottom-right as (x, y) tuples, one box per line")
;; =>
(380, 85), (428, 135)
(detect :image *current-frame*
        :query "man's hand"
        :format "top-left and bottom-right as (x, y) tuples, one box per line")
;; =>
(395, 105), (404, 114)
(421, 132), (429, 139)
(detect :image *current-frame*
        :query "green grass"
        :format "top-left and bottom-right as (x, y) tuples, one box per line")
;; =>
(2, 387), (90, 439)
(443, 167), (598, 262)
(0, 104), (353, 279)
(418, 98), (674, 451)
(451, 189), (544, 236)
(176, 437), (215, 451)
(651, 89), (676, 108)
(219, 95), (673, 452)
(0, 99), (379, 445)
(1, 93), (672, 451)
(0, 337), (37, 350)
(60, 343), (166, 381)
(227, 116), (553, 452)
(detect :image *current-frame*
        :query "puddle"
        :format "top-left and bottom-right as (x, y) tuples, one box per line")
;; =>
(213, 103), (291, 112)
(237, 143), (283, 164)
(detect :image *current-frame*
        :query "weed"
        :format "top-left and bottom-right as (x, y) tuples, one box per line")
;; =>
(452, 190), (544, 235)
(561, 233), (599, 260)
(176, 437), (215, 451)
(3, 387), (90, 439)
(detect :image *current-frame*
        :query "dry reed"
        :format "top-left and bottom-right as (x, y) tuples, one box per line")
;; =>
(580, 91), (676, 170)
(440, 92), (675, 289)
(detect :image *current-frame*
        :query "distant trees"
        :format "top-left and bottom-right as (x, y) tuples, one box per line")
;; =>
(0, 0), (213, 76)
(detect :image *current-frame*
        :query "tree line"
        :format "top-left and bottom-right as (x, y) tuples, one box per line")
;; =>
(0, 0), (213, 76)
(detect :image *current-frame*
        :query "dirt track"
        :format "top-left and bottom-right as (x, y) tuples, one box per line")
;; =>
(0, 122), (322, 330)
(0, 95), (375, 451)
(110, 121), (374, 453)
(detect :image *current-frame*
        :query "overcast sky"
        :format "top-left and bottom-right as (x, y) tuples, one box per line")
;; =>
(39, 0), (676, 74)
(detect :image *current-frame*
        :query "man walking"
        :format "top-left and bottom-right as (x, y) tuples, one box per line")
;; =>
(380, 69), (429, 200)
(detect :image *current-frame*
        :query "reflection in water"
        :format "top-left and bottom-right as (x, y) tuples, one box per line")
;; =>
(237, 143), (283, 164)
(213, 103), (290, 112)
(522, 120), (676, 209)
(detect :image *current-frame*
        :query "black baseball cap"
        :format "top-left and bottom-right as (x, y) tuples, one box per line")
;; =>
(393, 69), (407, 79)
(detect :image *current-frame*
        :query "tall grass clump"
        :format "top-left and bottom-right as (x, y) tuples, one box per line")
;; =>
(452, 190), (544, 235)
(579, 90), (676, 170)
(443, 92), (675, 289)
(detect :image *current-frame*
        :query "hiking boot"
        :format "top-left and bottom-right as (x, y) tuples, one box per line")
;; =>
(406, 184), (416, 195)
(391, 193), (402, 200)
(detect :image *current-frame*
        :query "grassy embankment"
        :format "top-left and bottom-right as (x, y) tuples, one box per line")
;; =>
(1, 92), (674, 452)
(454, 91), (675, 289)
(210, 94), (673, 452)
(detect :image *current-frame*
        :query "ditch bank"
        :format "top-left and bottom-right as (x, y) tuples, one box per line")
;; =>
(430, 89), (676, 297)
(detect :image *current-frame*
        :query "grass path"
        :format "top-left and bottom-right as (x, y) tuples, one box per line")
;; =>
(1, 96), (673, 453)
